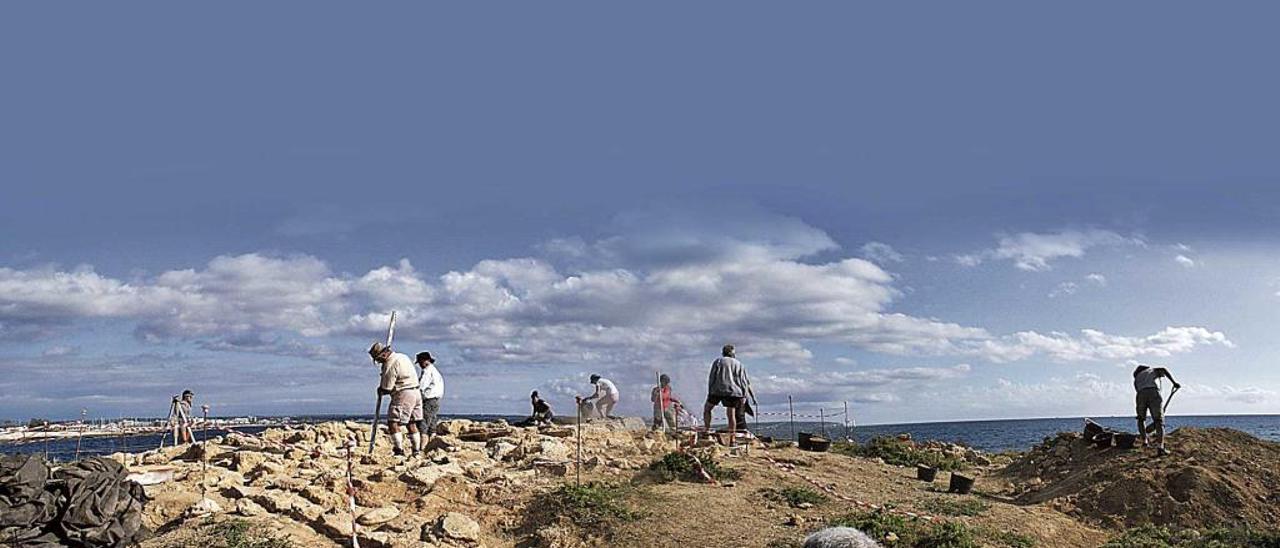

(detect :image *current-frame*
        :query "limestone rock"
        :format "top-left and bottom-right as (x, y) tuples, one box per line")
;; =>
(434, 512), (481, 542)
(402, 461), (464, 488)
(317, 511), (356, 538)
(233, 450), (270, 473)
(437, 420), (475, 437)
(236, 497), (267, 517)
(358, 506), (401, 527)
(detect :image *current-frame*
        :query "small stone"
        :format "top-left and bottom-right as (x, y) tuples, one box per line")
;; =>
(358, 506), (402, 527)
(236, 498), (267, 517)
(186, 497), (222, 517)
(435, 511), (481, 542)
(785, 514), (804, 526)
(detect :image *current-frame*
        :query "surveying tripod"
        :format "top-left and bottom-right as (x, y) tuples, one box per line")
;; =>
(158, 395), (194, 449)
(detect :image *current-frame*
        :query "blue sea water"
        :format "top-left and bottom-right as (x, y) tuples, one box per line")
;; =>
(750, 414), (1280, 453)
(4, 414), (1278, 461)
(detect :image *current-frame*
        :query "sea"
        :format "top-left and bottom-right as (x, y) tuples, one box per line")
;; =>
(4, 414), (1279, 461)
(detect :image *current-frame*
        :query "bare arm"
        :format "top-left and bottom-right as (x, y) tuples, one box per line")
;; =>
(1157, 368), (1181, 388)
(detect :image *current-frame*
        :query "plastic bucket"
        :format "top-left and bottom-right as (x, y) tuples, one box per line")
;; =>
(1114, 433), (1137, 450)
(948, 473), (975, 494)
(798, 432), (815, 450)
(804, 435), (831, 452)
(1091, 432), (1114, 448)
(917, 465), (937, 482)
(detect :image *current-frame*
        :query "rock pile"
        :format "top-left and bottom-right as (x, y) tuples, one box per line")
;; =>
(124, 418), (670, 547)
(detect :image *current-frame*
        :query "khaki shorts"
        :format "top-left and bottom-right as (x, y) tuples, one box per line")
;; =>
(1136, 388), (1163, 424)
(389, 388), (423, 424)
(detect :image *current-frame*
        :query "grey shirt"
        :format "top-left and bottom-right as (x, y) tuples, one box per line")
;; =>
(1134, 368), (1161, 392)
(707, 356), (751, 398)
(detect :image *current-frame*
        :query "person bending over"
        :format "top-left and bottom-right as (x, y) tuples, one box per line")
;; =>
(1133, 364), (1180, 457)
(581, 374), (620, 419)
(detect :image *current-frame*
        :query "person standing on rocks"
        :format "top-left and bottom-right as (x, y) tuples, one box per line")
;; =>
(650, 374), (681, 431)
(177, 390), (196, 444)
(704, 344), (752, 444)
(415, 351), (444, 450)
(580, 374), (620, 419)
(1133, 364), (1181, 456)
(370, 342), (422, 456)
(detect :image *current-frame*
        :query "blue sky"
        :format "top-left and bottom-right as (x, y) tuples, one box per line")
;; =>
(2, 2), (1278, 423)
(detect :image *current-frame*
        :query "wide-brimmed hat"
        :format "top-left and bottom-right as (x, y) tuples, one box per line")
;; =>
(415, 351), (435, 364)
(368, 342), (389, 358)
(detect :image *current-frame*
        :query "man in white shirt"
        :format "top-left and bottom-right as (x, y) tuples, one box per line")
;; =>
(1133, 364), (1181, 456)
(370, 342), (422, 456)
(580, 374), (619, 419)
(415, 351), (444, 449)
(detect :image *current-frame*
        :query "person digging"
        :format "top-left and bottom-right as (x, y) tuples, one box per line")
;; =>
(1133, 364), (1181, 457)
(580, 374), (620, 419)
(370, 342), (423, 457)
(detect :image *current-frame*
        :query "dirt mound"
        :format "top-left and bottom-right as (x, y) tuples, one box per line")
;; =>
(998, 427), (1280, 530)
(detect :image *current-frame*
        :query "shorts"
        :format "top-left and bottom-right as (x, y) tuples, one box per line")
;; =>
(705, 394), (744, 410)
(388, 388), (423, 424)
(1136, 388), (1163, 424)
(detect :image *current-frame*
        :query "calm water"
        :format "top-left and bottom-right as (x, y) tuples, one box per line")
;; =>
(5, 414), (1278, 460)
(750, 414), (1280, 452)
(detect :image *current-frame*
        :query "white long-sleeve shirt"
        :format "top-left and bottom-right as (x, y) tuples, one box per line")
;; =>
(418, 363), (445, 400)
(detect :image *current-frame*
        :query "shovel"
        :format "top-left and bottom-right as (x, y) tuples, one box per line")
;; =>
(368, 311), (397, 455)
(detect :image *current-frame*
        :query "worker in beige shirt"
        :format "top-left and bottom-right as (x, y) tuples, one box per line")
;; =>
(370, 342), (422, 456)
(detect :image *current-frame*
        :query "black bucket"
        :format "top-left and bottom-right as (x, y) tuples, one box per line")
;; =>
(1091, 432), (1114, 448)
(804, 435), (831, 452)
(917, 465), (937, 482)
(798, 432), (815, 450)
(1114, 433), (1137, 450)
(948, 473), (975, 494)
(1083, 419), (1104, 439)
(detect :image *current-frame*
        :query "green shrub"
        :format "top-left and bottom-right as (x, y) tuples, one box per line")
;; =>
(649, 451), (741, 482)
(827, 509), (1020, 548)
(542, 482), (641, 528)
(164, 518), (294, 548)
(1103, 525), (1280, 548)
(760, 485), (828, 507)
(919, 497), (989, 517)
(831, 437), (966, 471)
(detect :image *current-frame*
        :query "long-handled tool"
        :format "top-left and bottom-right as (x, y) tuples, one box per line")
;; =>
(368, 311), (397, 455)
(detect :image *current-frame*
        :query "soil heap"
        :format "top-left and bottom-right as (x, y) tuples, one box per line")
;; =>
(997, 427), (1280, 530)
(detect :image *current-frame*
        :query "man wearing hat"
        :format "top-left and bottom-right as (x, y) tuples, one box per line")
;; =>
(415, 351), (444, 449)
(370, 342), (422, 456)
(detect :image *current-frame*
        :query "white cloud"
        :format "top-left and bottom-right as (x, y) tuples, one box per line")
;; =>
(959, 229), (1143, 272)
(0, 217), (1229, 378)
(1085, 273), (1107, 286)
(860, 242), (904, 264)
(1175, 254), (1196, 268)
(1048, 282), (1078, 298)
(967, 326), (1233, 363)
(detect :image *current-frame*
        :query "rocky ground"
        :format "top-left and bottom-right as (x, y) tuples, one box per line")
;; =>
(120, 420), (1279, 547)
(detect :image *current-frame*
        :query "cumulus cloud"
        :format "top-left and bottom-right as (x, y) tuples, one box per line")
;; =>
(1085, 273), (1107, 286)
(1175, 255), (1196, 268)
(860, 242), (904, 264)
(957, 229), (1143, 272)
(0, 216), (1229, 381)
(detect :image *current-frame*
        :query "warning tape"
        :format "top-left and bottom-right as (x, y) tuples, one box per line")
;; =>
(756, 409), (849, 419)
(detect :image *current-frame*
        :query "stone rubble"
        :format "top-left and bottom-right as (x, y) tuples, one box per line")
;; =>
(126, 417), (666, 547)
